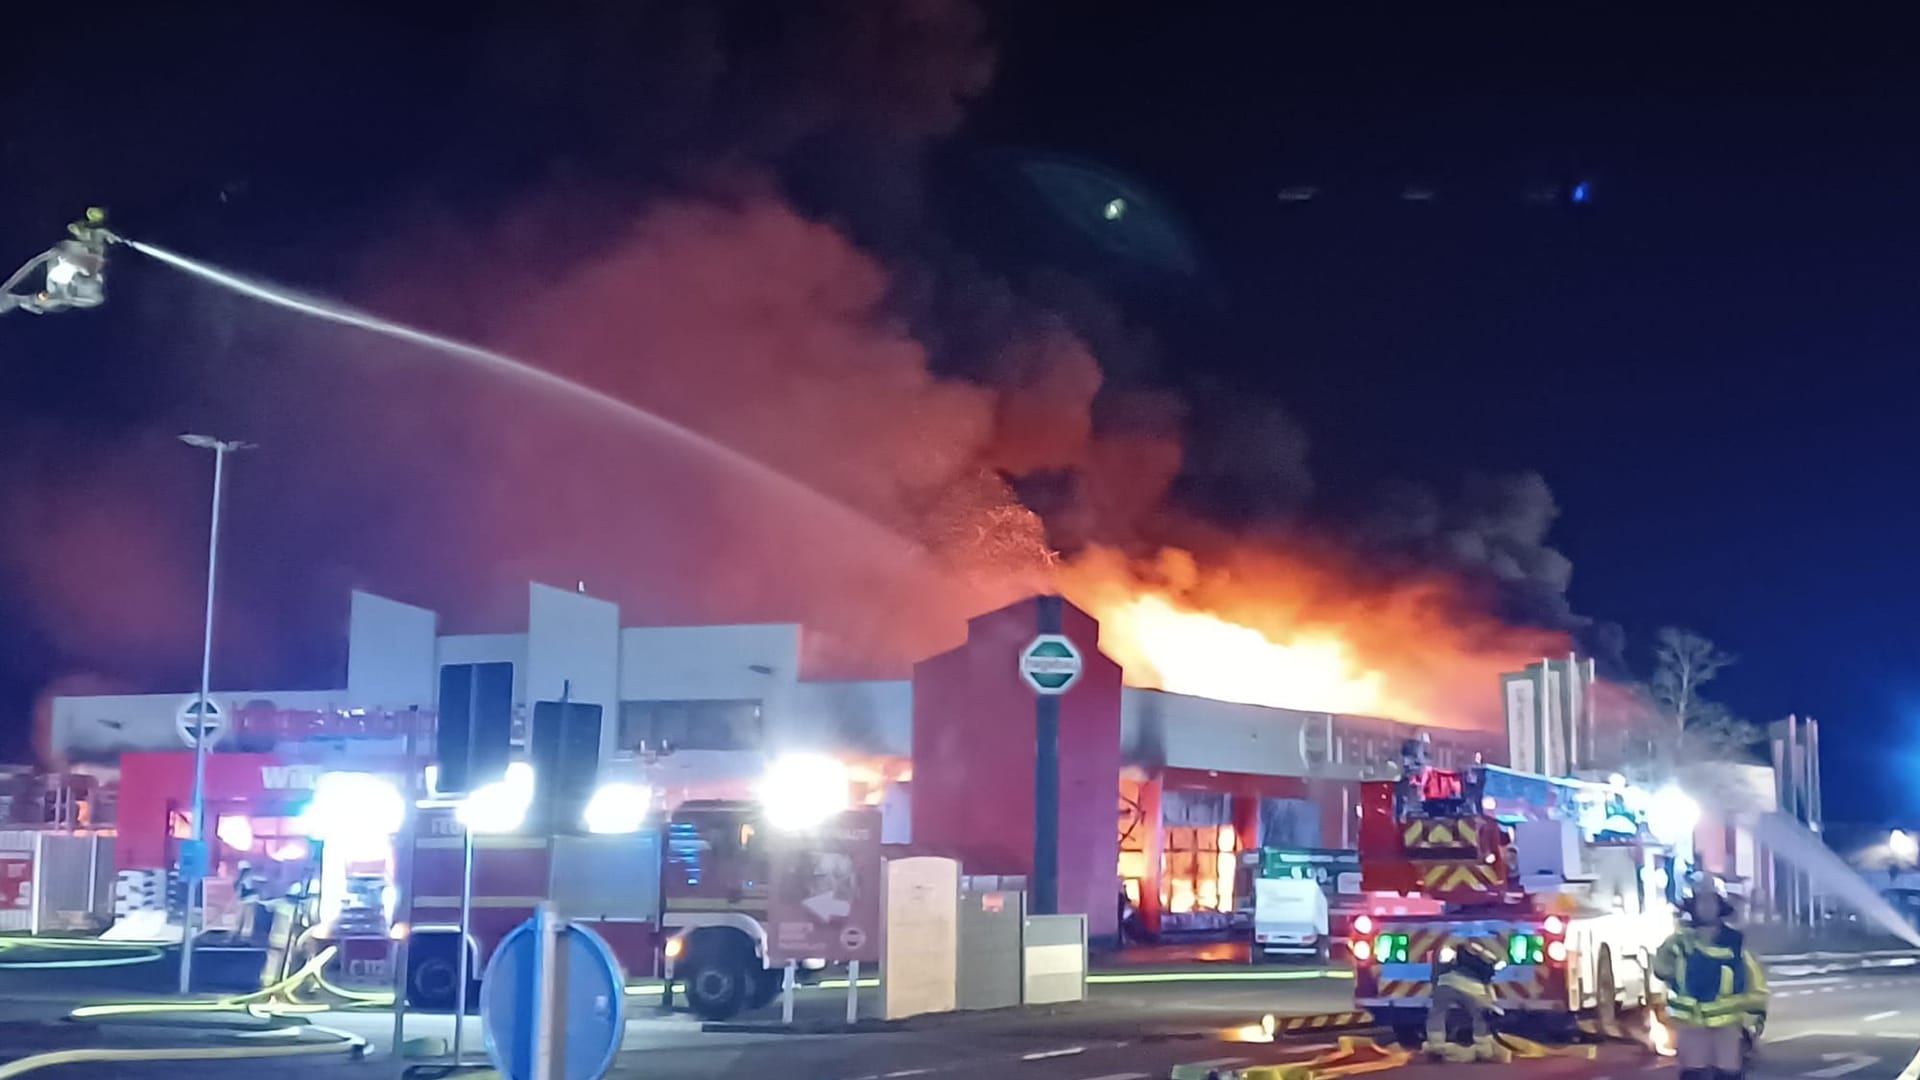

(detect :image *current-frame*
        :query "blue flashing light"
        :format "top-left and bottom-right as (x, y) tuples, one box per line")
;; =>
(668, 820), (703, 887)
(1570, 182), (1591, 205)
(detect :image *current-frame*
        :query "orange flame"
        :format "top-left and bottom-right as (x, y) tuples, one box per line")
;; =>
(1055, 545), (1566, 728)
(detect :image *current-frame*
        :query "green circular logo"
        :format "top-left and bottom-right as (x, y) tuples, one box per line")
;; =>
(1020, 635), (1083, 695)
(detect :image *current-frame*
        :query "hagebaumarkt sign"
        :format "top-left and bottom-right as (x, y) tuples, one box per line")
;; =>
(1019, 634), (1083, 695)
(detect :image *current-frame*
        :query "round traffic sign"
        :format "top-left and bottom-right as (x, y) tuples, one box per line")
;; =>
(839, 925), (866, 951)
(480, 916), (625, 1080)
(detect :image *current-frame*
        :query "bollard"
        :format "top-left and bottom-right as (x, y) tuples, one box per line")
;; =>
(846, 960), (860, 1025)
(781, 959), (797, 1024)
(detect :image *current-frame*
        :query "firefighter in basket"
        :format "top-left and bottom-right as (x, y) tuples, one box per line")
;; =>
(1652, 876), (1768, 1080)
(1425, 937), (1505, 1062)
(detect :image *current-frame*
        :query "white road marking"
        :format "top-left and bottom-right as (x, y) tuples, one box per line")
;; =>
(1808, 1052), (1880, 1078)
(1021, 1048), (1087, 1061)
(1868, 1010), (1902, 1022)
(1074, 1074), (1149, 1080)
(1899, 1044), (1920, 1080)
(883, 1070), (933, 1078)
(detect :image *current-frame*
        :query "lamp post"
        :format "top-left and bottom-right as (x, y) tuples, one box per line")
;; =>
(178, 434), (251, 994)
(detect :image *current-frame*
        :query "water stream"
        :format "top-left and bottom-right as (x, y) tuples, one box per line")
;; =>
(1753, 811), (1920, 947)
(121, 237), (931, 574)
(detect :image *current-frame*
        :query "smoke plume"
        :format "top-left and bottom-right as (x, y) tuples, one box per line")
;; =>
(0, 0), (1586, 753)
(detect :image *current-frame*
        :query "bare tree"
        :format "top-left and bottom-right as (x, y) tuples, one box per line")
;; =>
(1650, 627), (1736, 736)
(1639, 627), (1756, 770)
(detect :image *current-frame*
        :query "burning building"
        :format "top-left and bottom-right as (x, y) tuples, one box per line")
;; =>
(50, 582), (1517, 945)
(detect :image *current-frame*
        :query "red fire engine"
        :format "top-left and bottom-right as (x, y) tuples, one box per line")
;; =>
(1348, 762), (1674, 1040)
(404, 798), (857, 1020)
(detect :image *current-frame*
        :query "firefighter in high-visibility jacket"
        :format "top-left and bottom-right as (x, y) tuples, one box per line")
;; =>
(1653, 880), (1768, 1080)
(1425, 938), (1504, 1061)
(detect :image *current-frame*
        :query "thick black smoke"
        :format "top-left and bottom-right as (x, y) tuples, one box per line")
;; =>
(0, 1), (1582, 759)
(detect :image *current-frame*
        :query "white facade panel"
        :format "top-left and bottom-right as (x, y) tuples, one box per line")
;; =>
(49, 689), (345, 761)
(618, 624), (802, 701)
(526, 584), (622, 767)
(346, 591), (438, 710)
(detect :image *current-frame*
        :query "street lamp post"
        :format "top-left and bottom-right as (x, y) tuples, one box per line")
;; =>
(178, 434), (251, 994)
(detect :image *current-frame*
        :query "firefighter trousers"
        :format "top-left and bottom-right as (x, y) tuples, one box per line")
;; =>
(1427, 982), (1491, 1046)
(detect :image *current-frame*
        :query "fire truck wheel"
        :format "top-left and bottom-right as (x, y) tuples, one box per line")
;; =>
(1375, 1008), (1428, 1048)
(681, 930), (756, 1021)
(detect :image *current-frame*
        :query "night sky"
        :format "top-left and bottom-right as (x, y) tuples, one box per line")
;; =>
(4, 6), (1916, 816)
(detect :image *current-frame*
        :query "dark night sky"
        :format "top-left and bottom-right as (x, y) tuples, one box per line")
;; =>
(4, 6), (1918, 816)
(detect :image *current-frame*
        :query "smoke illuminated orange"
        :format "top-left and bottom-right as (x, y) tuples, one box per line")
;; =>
(1054, 545), (1567, 729)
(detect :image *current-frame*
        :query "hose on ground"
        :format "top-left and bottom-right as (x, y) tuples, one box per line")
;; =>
(70, 943), (371, 1020)
(0, 1029), (364, 1079)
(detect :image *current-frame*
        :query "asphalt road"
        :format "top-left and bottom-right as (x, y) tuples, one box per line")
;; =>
(2, 951), (1915, 1080)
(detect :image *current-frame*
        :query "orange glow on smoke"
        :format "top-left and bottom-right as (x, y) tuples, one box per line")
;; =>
(1055, 545), (1566, 729)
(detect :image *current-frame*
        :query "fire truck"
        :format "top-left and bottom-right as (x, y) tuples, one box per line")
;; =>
(1348, 759), (1674, 1041)
(404, 798), (845, 1020)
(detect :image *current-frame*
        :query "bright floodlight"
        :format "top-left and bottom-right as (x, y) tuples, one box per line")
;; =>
(459, 761), (534, 834)
(759, 752), (851, 831)
(582, 782), (652, 835)
(301, 772), (405, 843)
(1892, 829), (1919, 865)
(1647, 786), (1701, 847)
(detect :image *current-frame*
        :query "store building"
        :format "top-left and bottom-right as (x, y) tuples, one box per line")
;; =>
(51, 584), (1503, 945)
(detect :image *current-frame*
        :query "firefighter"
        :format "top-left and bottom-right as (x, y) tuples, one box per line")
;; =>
(2, 208), (110, 315)
(1425, 937), (1504, 1062)
(1653, 877), (1768, 1080)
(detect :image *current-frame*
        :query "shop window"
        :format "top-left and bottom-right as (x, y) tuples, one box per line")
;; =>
(619, 699), (763, 752)
(1117, 780), (1147, 897)
(1160, 822), (1240, 915)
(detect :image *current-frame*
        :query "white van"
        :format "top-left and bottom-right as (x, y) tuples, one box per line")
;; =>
(1252, 876), (1330, 962)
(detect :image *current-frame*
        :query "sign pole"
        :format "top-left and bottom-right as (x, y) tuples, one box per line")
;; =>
(531, 903), (564, 1080)
(389, 728), (418, 1079)
(845, 960), (859, 1024)
(453, 823), (475, 1061)
(781, 960), (797, 1024)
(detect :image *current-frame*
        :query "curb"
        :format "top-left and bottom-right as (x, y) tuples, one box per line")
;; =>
(700, 1018), (902, 1035)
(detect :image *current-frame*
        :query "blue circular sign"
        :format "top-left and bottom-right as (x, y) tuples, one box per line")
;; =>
(479, 917), (626, 1080)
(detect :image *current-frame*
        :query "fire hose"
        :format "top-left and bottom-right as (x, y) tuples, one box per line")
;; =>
(0, 945), (370, 1077)
(0, 937), (165, 971)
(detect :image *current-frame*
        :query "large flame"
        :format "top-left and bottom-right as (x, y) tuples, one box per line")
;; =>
(1055, 545), (1566, 728)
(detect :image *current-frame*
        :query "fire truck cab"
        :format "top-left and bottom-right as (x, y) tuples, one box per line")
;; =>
(1349, 761), (1673, 1041)
(406, 799), (804, 1020)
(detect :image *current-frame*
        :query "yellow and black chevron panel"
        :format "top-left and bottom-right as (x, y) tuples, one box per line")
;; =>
(1277, 1010), (1373, 1032)
(1373, 979), (1429, 1001)
(1403, 818), (1480, 850)
(1415, 860), (1504, 895)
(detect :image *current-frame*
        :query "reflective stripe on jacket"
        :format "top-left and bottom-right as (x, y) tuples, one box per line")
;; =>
(1436, 968), (1495, 1007)
(1653, 926), (1768, 1028)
